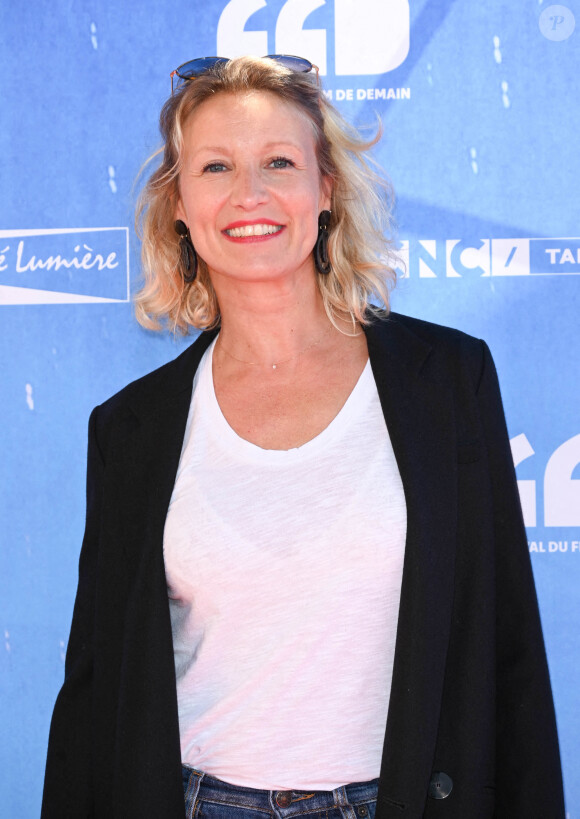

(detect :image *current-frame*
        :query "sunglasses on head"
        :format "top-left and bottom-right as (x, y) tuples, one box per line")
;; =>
(170, 55), (318, 93)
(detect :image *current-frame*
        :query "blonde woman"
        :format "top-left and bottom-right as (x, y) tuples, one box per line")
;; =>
(42, 56), (564, 819)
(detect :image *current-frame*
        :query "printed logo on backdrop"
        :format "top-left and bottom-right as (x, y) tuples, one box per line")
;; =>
(0, 228), (130, 304)
(511, 433), (580, 554)
(396, 238), (580, 277)
(538, 5), (576, 41)
(217, 0), (411, 102)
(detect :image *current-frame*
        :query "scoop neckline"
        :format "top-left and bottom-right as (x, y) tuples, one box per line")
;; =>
(201, 336), (373, 464)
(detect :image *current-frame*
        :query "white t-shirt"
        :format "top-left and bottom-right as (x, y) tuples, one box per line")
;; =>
(164, 338), (407, 790)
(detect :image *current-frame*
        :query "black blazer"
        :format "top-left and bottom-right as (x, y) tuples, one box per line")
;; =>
(42, 312), (565, 818)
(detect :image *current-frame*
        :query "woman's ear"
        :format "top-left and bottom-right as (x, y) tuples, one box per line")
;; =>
(320, 175), (333, 212)
(174, 197), (186, 224)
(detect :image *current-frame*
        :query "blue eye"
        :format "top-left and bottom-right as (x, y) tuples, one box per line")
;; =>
(203, 162), (227, 173)
(270, 157), (294, 169)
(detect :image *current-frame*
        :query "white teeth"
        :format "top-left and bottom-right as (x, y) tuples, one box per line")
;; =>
(226, 224), (283, 238)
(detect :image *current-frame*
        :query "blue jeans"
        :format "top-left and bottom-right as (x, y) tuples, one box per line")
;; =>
(182, 767), (379, 819)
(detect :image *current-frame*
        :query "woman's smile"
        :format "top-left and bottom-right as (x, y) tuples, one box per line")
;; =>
(223, 220), (285, 241)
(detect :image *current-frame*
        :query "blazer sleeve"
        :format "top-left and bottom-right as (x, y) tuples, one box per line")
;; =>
(41, 406), (105, 818)
(475, 342), (565, 817)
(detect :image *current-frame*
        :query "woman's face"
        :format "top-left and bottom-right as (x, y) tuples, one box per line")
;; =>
(175, 90), (331, 289)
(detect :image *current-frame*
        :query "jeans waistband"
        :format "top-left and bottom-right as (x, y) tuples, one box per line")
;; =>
(182, 766), (379, 817)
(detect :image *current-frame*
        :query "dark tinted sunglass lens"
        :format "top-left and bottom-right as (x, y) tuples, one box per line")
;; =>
(176, 57), (228, 83)
(265, 55), (313, 73)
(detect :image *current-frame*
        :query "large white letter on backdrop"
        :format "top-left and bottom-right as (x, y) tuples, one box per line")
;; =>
(276, 0), (327, 76)
(511, 433), (537, 528)
(217, 0), (268, 57)
(544, 434), (580, 527)
(334, 0), (410, 75)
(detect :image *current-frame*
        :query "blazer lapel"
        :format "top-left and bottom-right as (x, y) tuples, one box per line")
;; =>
(105, 329), (218, 817)
(365, 316), (458, 816)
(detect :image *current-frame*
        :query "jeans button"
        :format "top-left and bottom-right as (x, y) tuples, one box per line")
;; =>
(357, 807), (368, 817)
(276, 792), (292, 808)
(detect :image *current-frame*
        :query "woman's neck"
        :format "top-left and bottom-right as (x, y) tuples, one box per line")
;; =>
(212, 269), (335, 367)
(218, 304), (333, 369)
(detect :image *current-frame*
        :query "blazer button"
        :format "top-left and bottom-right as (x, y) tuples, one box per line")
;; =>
(428, 771), (453, 800)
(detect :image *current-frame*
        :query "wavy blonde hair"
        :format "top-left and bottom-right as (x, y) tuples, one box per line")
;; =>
(135, 56), (397, 333)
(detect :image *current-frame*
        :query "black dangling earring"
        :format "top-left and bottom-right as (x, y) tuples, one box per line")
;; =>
(174, 219), (197, 283)
(314, 210), (332, 275)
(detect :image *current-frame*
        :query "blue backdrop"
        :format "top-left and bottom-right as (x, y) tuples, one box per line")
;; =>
(1, 1), (578, 816)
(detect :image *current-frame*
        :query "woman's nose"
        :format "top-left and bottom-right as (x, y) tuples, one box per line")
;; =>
(230, 166), (268, 209)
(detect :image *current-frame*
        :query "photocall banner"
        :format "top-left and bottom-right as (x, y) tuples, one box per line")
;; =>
(1, 1), (578, 815)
